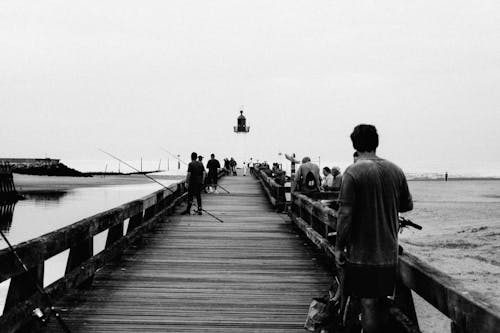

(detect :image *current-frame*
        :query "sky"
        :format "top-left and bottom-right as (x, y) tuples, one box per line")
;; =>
(1, 1), (499, 175)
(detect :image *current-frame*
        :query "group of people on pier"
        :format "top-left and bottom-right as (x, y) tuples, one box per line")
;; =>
(183, 124), (413, 333)
(292, 157), (343, 194)
(182, 152), (223, 215)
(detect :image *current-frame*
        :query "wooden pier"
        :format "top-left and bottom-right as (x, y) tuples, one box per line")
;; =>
(39, 175), (330, 332)
(1, 168), (500, 333)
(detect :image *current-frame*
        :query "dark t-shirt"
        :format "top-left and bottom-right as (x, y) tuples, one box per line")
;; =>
(206, 159), (221, 174)
(339, 157), (413, 266)
(187, 161), (205, 185)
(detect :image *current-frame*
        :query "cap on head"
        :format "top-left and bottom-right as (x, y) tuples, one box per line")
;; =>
(302, 156), (311, 163)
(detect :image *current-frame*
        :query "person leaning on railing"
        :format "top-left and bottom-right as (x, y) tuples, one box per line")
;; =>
(320, 166), (334, 191)
(291, 156), (321, 195)
(331, 166), (342, 191)
(334, 124), (413, 333)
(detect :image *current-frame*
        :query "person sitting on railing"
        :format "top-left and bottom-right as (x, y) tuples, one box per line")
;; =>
(274, 170), (286, 186)
(335, 124), (413, 333)
(321, 167), (334, 191)
(291, 156), (320, 195)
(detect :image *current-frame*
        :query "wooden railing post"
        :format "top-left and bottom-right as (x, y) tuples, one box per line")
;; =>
(106, 220), (124, 249)
(66, 238), (93, 288)
(4, 263), (44, 311)
(394, 277), (420, 330)
(127, 211), (144, 235)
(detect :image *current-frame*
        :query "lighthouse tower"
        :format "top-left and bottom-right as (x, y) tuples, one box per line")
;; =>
(233, 110), (250, 167)
(234, 110), (250, 133)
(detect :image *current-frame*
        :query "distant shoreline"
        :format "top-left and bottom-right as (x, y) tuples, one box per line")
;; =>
(408, 177), (500, 181)
(13, 173), (184, 194)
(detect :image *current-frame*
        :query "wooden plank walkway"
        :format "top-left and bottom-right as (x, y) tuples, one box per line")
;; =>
(41, 175), (332, 332)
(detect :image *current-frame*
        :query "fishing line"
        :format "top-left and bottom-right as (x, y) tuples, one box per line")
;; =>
(99, 149), (224, 223)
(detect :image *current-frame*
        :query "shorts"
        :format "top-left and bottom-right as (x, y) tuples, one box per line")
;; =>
(342, 263), (396, 297)
(207, 172), (218, 185)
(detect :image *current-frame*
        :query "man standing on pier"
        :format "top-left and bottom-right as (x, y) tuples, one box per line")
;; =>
(206, 153), (221, 193)
(335, 124), (413, 333)
(182, 152), (205, 215)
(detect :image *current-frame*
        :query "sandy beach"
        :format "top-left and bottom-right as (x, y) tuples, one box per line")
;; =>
(13, 173), (185, 194)
(397, 180), (500, 332)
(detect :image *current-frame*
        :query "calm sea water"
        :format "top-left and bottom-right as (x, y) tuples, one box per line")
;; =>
(0, 181), (175, 314)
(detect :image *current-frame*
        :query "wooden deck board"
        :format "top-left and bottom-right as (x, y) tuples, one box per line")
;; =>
(40, 175), (331, 332)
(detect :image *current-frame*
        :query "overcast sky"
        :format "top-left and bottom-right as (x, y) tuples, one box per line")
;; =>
(1, 1), (499, 175)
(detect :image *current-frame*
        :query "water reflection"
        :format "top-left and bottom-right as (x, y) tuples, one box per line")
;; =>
(0, 192), (70, 234)
(22, 191), (68, 203)
(0, 201), (16, 233)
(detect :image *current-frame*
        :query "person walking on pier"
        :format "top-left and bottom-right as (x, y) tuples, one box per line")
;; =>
(229, 157), (237, 176)
(249, 158), (255, 175)
(335, 124), (413, 333)
(182, 152), (206, 215)
(206, 153), (221, 193)
(291, 156), (320, 195)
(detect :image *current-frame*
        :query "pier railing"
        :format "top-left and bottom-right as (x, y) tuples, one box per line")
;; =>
(0, 181), (187, 333)
(254, 168), (288, 211)
(284, 191), (500, 333)
(0, 165), (17, 200)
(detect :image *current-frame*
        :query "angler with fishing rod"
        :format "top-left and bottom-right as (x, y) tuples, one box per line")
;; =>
(160, 147), (230, 194)
(182, 152), (205, 216)
(99, 149), (224, 223)
(334, 124), (413, 333)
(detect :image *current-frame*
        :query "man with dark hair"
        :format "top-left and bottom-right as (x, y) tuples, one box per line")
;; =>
(206, 153), (221, 193)
(321, 166), (334, 191)
(335, 124), (413, 332)
(182, 152), (206, 215)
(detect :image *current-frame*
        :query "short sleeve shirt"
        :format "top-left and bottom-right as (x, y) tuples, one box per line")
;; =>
(206, 159), (221, 174)
(339, 157), (412, 266)
(187, 161), (205, 185)
(322, 174), (334, 188)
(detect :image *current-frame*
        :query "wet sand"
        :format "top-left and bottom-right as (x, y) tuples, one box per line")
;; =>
(400, 180), (500, 332)
(13, 174), (184, 194)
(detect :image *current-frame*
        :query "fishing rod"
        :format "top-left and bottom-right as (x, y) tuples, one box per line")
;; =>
(161, 148), (188, 166)
(99, 149), (224, 223)
(160, 147), (231, 194)
(99, 149), (175, 194)
(0, 229), (72, 333)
